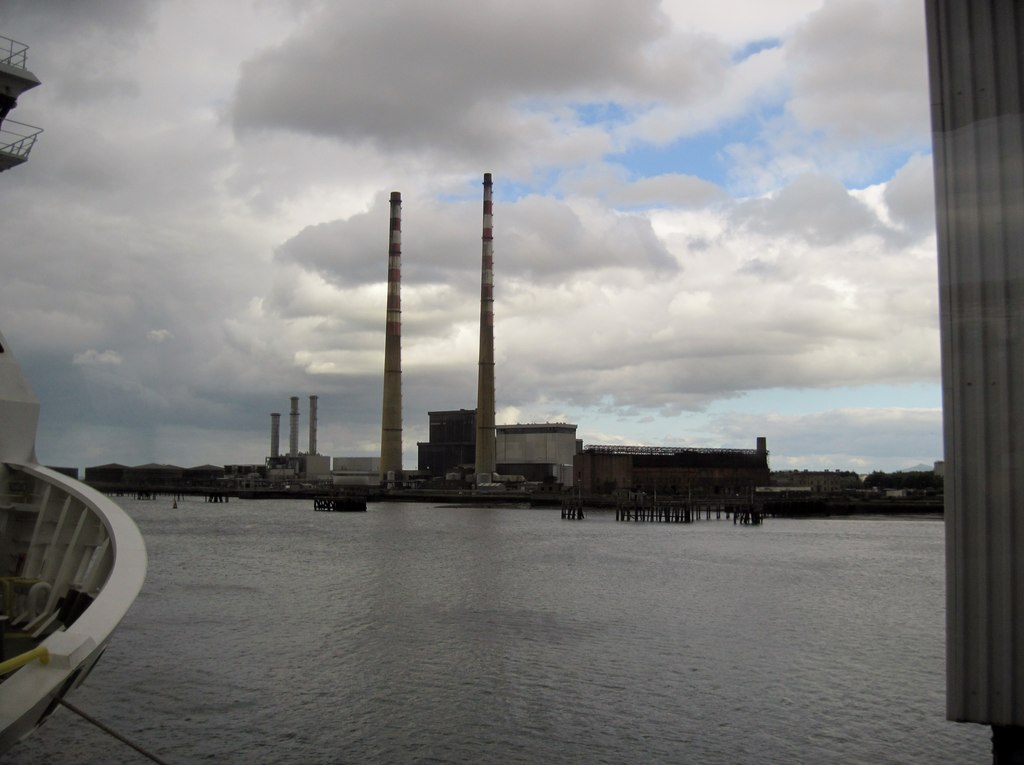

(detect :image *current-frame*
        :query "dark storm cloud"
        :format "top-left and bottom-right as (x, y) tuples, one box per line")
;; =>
(276, 190), (677, 304)
(275, 209), (391, 288)
(275, 192), (482, 290)
(230, 0), (671, 155)
(0, 0), (156, 35)
(0, 0), (158, 104)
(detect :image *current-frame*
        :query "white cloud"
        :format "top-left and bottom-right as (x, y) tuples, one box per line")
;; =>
(884, 153), (937, 236)
(72, 349), (123, 367)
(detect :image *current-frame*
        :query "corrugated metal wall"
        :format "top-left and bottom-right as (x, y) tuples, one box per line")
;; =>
(926, 0), (1024, 726)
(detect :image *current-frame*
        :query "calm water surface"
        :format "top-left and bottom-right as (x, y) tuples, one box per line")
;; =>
(2, 499), (990, 764)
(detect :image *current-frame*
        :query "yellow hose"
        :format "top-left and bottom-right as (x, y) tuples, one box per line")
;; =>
(0, 645), (49, 675)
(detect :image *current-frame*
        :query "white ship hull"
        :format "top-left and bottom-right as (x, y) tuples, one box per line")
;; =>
(0, 329), (147, 753)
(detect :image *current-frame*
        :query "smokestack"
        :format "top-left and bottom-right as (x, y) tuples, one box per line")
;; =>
(308, 395), (318, 455)
(289, 396), (299, 457)
(475, 173), (496, 482)
(380, 191), (403, 483)
(270, 413), (281, 459)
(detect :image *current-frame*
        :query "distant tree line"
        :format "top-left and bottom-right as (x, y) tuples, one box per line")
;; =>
(863, 470), (943, 491)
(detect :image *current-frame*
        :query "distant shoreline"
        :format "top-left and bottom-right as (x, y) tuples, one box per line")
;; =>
(89, 482), (943, 517)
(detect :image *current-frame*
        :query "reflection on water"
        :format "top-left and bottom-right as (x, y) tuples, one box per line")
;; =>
(2, 500), (989, 764)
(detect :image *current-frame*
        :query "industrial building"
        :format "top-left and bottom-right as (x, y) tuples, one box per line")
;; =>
(771, 469), (860, 494)
(574, 438), (769, 497)
(417, 409), (476, 478)
(265, 394), (331, 482)
(332, 457), (381, 487)
(496, 424), (578, 485)
(417, 410), (579, 486)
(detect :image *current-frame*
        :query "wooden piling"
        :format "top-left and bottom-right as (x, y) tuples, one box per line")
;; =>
(313, 496), (367, 512)
(613, 498), (762, 526)
(561, 498), (585, 519)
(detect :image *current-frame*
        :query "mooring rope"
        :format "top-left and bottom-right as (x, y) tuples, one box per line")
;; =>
(58, 699), (172, 765)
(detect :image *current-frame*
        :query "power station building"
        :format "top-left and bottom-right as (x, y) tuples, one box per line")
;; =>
(417, 409), (477, 478)
(332, 457), (381, 487)
(359, 171), (767, 498)
(265, 395), (331, 482)
(496, 424), (578, 485)
(574, 438), (769, 496)
(417, 410), (578, 485)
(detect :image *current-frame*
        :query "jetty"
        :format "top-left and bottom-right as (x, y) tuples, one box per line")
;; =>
(614, 497), (763, 525)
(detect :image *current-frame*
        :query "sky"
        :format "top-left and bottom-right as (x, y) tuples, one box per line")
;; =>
(0, 0), (941, 474)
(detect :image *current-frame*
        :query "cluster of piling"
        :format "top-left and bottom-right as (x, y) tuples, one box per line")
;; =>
(313, 496), (367, 512)
(614, 499), (763, 525)
(560, 499), (585, 519)
(558, 496), (766, 525)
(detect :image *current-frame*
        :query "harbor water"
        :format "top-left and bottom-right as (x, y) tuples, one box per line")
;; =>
(1, 499), (990, 764)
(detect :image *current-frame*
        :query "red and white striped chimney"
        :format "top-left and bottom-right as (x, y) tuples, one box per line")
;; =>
(380, 191), (403, 483)
(474, 173), (496, 482)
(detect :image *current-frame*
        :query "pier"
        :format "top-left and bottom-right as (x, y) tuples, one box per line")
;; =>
(614, 498), (763, 524)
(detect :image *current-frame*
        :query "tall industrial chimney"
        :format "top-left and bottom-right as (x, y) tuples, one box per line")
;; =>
(308, 395), (318, 455)
(270, 413), (281, 459)
(289, 396), (299, 457)
(379, 191), (403, 483)
(474, 173), (496, 483)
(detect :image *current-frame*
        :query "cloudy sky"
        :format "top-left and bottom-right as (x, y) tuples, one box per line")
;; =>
(0, 0), (941, 473)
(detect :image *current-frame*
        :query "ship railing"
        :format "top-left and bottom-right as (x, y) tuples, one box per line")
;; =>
(0, 120), (42, 162)
(0, 36), (30, 70)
